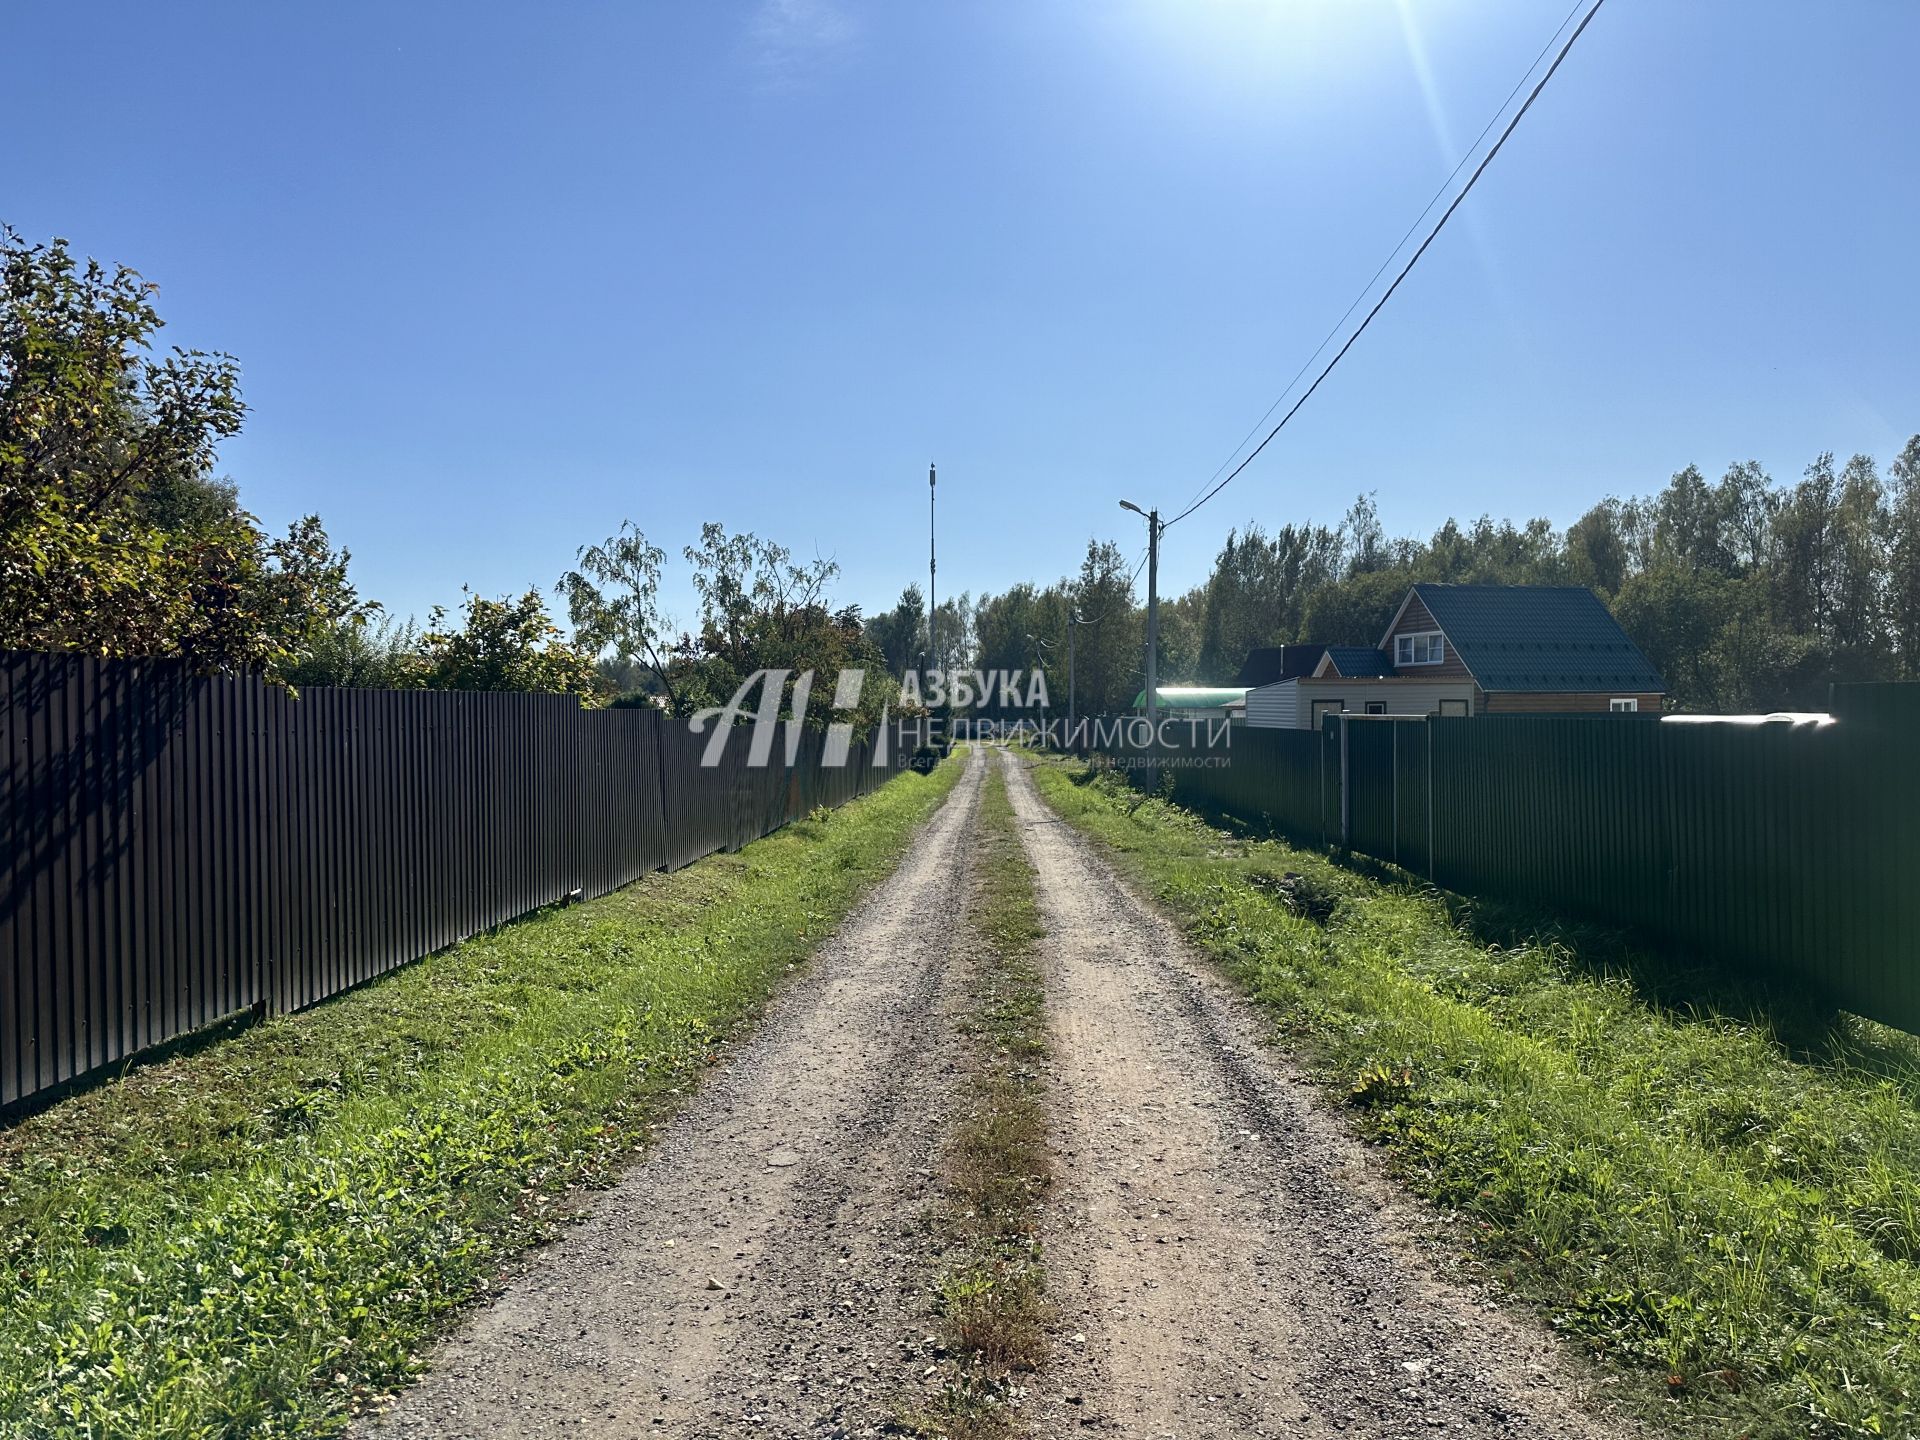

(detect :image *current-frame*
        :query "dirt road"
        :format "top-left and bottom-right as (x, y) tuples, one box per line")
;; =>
(998, 748), (1627, 1438)
(364, 745), (988, 1440)
(366, 744), (1629, 1439)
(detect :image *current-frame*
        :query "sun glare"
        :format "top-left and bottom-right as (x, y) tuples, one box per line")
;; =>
(1111, 0), (1412, 108)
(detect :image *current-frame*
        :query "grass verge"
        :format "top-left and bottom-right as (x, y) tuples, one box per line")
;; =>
(906, 754), (1053, 1439)
(1025, 755), (1920, 1440)
(0, 756), (965, 1440)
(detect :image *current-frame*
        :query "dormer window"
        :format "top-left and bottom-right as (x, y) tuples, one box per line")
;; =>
(1395, 632), (1446, 666)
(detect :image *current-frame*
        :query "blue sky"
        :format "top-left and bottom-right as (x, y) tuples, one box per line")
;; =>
(6, 1), (1917, 629)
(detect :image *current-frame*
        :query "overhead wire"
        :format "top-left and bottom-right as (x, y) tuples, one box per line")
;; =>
(1056, 548), (1147, 633)
(1173, 0), (1586, 519)
(1163, 0), (1607, 533)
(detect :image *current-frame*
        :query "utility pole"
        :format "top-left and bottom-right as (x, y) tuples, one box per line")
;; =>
(1066, 613), (1077, 736)
(1120, 500), (1161, 737)
(928, 462), (937, 683)
(1146, 510), (1159, 737)
(1025, 633), (1053, 738)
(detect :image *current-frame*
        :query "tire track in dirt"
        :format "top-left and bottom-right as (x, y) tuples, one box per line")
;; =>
(362, 746), (987, 1440)
(999, 749), (1634, 1440)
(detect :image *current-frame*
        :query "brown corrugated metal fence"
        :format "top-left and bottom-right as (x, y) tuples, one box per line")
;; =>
(0, 651), (916, 1108)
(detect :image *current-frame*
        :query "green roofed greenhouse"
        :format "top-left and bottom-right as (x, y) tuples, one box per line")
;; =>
(1129, 687), (1249, 712)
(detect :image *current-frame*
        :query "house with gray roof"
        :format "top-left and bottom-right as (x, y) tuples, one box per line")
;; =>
(1245, 584), (1666, 728)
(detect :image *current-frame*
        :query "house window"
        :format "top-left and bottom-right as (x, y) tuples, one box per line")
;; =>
(1437, 698), (1469, 717)
(1364, 701), (1387, 715)
(1309, 699), (1345, 727)
(1609, 697), (1639, 713)
(1395, 631), (1446, 666)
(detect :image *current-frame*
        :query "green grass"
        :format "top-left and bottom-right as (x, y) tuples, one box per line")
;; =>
(907, 757), (1052, 1439)
(1025, 755), (1920, 1440)
(0, 757), (965, 1440)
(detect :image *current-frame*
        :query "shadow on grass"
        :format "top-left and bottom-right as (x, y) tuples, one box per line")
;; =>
(0, 891), (594, 1132)
(0, 1006), (267, 1129)
(1063, 759), (1920, 1101)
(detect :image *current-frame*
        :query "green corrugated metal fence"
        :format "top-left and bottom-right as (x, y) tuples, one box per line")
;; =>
(1079, 689), (1920, 1033)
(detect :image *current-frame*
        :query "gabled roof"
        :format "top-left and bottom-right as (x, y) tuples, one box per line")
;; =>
(1395, 583), (1666, 694)
(1317, 645), (1392, 678)
(1236, 645), (1326, 687)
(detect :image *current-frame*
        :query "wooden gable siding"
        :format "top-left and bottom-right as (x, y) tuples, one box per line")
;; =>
(1384, 592), (1476, 680)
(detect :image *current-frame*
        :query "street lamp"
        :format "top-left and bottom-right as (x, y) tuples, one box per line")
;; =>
(1120, 500), (1161, 737)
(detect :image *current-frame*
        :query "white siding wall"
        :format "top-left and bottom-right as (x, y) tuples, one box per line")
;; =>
(1248, 678), (1477, 727)
(1299, 679), (1475, 721)
(1244, 679), (1301, 728)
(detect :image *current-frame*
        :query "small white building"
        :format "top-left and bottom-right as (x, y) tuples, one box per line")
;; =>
(1244, 676), (1477, 729)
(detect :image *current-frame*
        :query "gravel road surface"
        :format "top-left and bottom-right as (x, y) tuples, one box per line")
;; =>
(363, 743), (1630, 1439)
(362, 746), (988, 1440)
(998, 747), (1630, 1439)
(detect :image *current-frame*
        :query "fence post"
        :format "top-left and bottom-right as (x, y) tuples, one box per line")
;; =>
(650, 705), (675, 867)
(1426, 715), (1436, 882)
(1316, 714), (1329, 847)
(1339, 715), (1350, 853)
(1391, 719), (1400, 866)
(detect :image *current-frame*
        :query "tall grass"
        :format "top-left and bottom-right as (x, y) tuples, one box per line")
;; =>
(0, 758), (964, 1440)
(1029, 757), (1920, 1439)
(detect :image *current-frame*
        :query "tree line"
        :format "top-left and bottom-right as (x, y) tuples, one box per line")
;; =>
(1, 228), (896, 724)
(12, 228), (1917, 720)
(927, 442), (1920, 717)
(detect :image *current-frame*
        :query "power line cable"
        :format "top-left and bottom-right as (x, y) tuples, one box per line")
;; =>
(1174, 0), (1586, 517)
(1063, 562), (1141, 629)
(1164, 0), (1607, 533)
